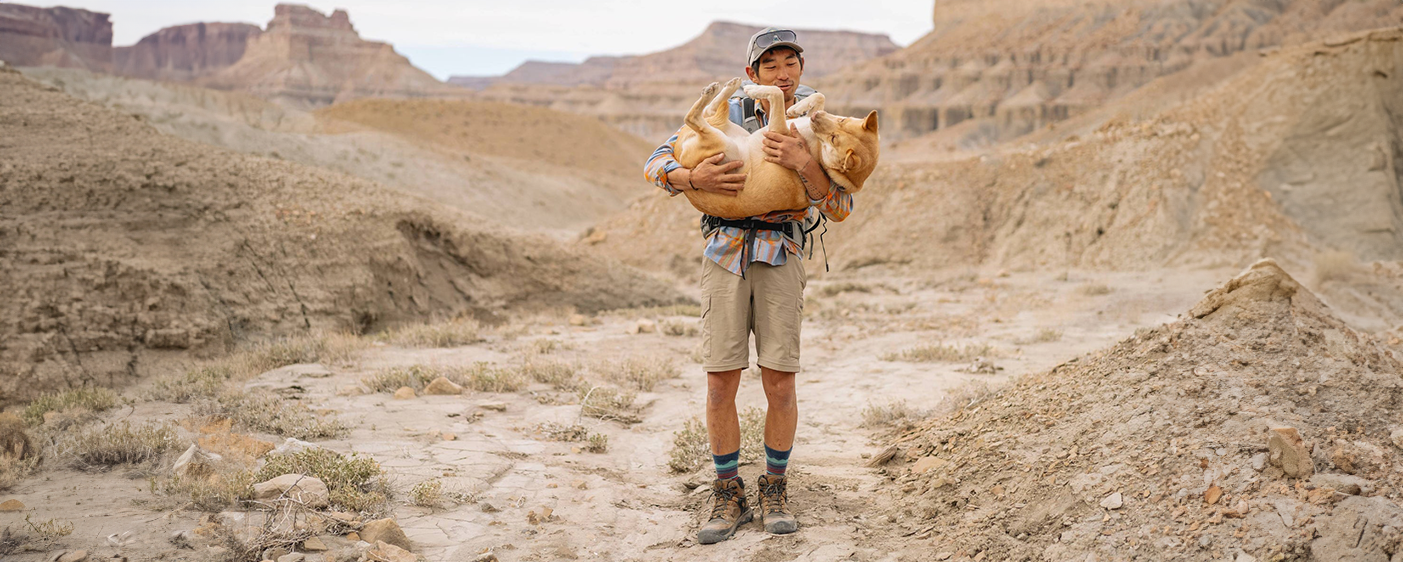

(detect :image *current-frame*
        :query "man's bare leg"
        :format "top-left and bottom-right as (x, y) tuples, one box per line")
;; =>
(759, 367), (797, 449)
(706, 369), (744, 455)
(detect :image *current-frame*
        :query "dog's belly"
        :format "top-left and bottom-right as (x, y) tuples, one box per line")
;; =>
(681, 132), (810, 219)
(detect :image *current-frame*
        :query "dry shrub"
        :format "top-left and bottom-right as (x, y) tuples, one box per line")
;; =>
(604, 356), (679, 392)
(935, 380), (1001, 416)
(455, 362), (526, 393)
(528, 339), (573, 354)
(22, 387), (120, 425)
(410, 479), (443, 508)
(256, 448), (390, 515)
(361, 365), (439, 393)
(519, 360), (583, 391)
(605, 304), (702, 318)
(860, 400), (920, 428)
(660, 319), (699, 337)
(1313, 250), (1363, 285)
(203, 390), (346, 440)
(147, 365), (232, 403)
(535, 422), (609, 453)
(173, 332), (364, 391)
(578, 386), (641, 425)
(668, 407), (765, 473)
(818, 282), (873, 297)
(64, 421), (179, 468)
(160, 467), (257, 512)
(1016, 328), (1064, 345)
(377, 318), (482, 348)
(0, 456), (40, 492)
(881, 342), (998, 363)
(1077, 283), (1112, 296)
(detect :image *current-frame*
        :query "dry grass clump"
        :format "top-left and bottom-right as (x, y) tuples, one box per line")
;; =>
(881, 342), (999, 363)
(578, 386), (641, 425)
(376, 318), (483, 348)
(22, 386), (120, 425)
(0, 456), (41, 492)
(605, 304), (702, 318)
(1077, 283), (1113, 296)
(362, 365), (439, 393)
(1313, 250), (1363, 285)
(817, 281), (874, 297)
(934, 380), (1000, 416)
(519, 360), (584, 391)
(668, 407), (765, 473)
(256, 448), (390, 514)
(456, 362), (526, 393)
(203, 390), (346, 440)
(409, 479), (443, 508)
(147, 365), (233, 403)
(603, 356), (678, 392)
(860, 400), (920, 428)
(160, 467), (257, 512)
(535, 422), (609, 453)
(1015, 328), (1064, 345)
(63, 421), (180, 468)
(528, 339), (573, 354)
(660, 319), (699, 337)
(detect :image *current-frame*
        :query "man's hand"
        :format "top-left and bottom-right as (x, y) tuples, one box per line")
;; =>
(689, 154), (746, 195)
(763, 124), (813, 172)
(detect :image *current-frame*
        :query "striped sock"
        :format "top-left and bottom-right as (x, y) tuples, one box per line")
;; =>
(765, 444), (791, 476)
(713, 450), (740, 481)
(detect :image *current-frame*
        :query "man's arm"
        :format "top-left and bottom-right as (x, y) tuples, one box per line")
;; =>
(644, 127), (746, 195)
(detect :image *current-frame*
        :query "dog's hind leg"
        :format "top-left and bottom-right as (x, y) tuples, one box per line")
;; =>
(685, 82), (722, 133)
(785, 92), (825, 118)
(742, 84), (787, 134)
(706, 77), (743, 129)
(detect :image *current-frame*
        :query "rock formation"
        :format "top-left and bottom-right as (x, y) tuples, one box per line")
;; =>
(460, 21), (900, 140)
(201, 4), (453, 107)
(113, 22), (261, 81)
(0, 2), (111, 72)
(818, 0), (1403, 141)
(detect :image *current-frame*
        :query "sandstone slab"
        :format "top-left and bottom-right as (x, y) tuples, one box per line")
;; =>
(358, 519), (410, 551)
(252, 474), (330, 508)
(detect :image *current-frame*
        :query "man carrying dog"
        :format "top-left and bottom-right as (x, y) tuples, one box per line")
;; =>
(643, 27), (852, 544)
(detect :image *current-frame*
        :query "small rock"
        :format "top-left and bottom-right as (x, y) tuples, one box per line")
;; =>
(276, 554), (305, 562)
(263, 547), (290, 561)
(1390, 428), (1403, 450)
(346, 532), (360, 542)
(1100, 492), (1123, 510)
(471, 553), (500, 562)
(365, 541), (415, 562)
(568, 314), (587, 326)
(1205, 485), (1223, 505)
(479, 402), (507, 412)
(302, 537), (328, 552)
(252, 474), (330, 508)
(935, 553), (953, 561)
(56, 550), (89, 562)
(441, 432), (457, 441)
(172, 444), (216, 480)
(1309, 473), (1372, 496)
(1236, 553), (1257, 562)
(635, 319), (656, 334)
(1251, 452), (1268, 472)
(359, 519), (411, 551)
(0, 499), (24, 512)
(392, 386), (416, 400)
(423, 377), (464, 396)
(1268, 426), (1314, 478)
(336, 385), (364, 396)
(911, 456), (949, 474)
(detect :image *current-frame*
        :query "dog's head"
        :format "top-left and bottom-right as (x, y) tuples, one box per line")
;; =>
(810, 110), (879, 193)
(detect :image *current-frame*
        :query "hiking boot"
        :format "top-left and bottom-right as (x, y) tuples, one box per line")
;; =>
(756, 473), (798, 534)
(698, 477), (752, 544)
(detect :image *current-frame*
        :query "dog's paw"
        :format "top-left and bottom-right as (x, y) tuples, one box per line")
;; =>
(724, 77), (743, 89)
(701, 82), (720, 97)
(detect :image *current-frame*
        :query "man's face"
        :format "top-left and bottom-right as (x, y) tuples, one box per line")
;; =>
(747, 47), (803, 101)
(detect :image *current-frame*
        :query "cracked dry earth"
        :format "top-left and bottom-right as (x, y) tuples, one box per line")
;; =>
(0, 268), (1233, 561)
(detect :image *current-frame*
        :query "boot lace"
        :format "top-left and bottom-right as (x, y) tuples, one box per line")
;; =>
(760, 479), (788, 514)
(710, 484), (742, 520)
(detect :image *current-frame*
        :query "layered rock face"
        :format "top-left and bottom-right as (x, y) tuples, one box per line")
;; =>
(819, 0), (1403, 141)
(0, 3), (111, 71)
(202, 4), (451, 107)
(114, 22), (262, 81)
(460, 21), (899, 140)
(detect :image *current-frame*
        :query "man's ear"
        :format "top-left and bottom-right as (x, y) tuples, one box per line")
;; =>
(745, 65), (758, 83)
(863, 110), (879, 133)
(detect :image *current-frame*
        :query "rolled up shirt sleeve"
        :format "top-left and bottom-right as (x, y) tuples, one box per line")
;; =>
(809, 181), (852, 222)
(643, 128), (687, 196)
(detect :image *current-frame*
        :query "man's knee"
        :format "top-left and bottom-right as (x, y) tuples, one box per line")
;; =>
(760, 369), (796, 405)
(706, 370), (743, 407)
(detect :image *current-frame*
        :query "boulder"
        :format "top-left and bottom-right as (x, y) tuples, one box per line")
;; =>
(251, 474), (330, 508)
(422, 377), (463, 396)
(364, 541), (415, 562)
(393, 386), (416, 400)
(358, 519), (410, 551)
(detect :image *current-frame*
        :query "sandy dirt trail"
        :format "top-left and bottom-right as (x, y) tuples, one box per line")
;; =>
(0, 268), (1231, 561)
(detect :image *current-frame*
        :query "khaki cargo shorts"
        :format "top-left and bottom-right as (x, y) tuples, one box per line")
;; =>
(700, 257), (806, 373)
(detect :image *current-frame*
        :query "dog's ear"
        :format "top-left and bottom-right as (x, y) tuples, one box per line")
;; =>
(842, 149), (858, 172)
(863, 110), (879, 133)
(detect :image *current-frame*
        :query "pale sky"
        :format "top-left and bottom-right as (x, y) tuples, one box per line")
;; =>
(62, 0), (933, 79)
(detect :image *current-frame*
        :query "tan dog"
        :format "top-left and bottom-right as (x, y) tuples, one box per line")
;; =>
(673, 78), (879, 219)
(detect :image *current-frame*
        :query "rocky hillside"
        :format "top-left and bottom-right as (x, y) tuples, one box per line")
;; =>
(0, 65), (684, 406)
(0, 2), (111, 71)
(818, 0), (1403, 142)
(114, 22), (262, 82)
(200, 4), (455, 108)
(462, 21), (899, 141)
(874, 259), (1403, 561)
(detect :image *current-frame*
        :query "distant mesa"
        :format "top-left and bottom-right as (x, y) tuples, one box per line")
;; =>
(0, 3), (112, 72)
(114, 22), (262, 82)
(198, 4), (453, 107)
(450, 21), (900, 90)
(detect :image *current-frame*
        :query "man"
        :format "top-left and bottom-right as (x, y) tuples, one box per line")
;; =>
(643, 27), (852, 544)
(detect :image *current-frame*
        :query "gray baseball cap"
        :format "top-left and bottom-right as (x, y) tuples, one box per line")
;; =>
(746, 27), (803, 67)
